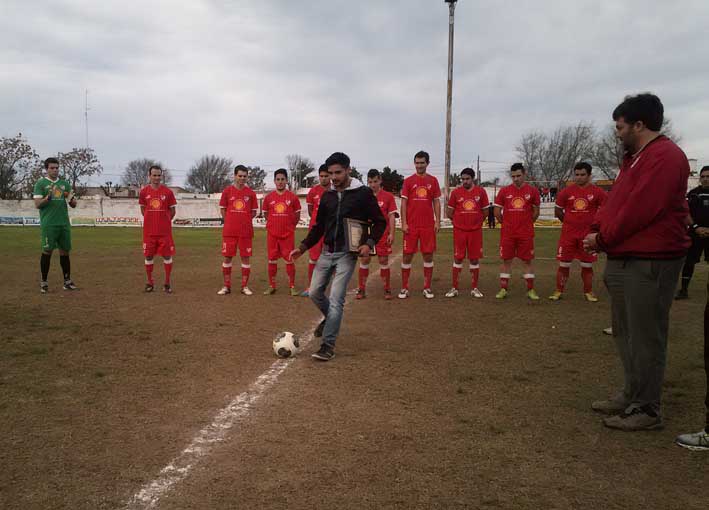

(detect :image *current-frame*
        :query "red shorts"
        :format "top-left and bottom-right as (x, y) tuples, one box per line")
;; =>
(222, 236), (253, 258)
(376, 232), (393, 256)
(143, 235), (175, 258)
(453, 228), (483, 260)
(308, 237), (324, 261)
(500, 236), (534, 261)
(268, 233), (295, 261)
(557, 235), (597, 263)
(403, 227), (436, 255)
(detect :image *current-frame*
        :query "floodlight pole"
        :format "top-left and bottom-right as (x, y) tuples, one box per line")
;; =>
(443, 0), (457, 207)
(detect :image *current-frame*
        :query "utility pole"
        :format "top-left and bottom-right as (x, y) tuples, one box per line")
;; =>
(476, 155), (480, 184)
(443, 0), (458, 205)
(84, 89), (90, 148)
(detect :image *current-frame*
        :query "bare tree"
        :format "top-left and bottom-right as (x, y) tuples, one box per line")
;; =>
(121, 158), (172, 187)
(58, 147), (103, 197)
(186, 155), (233, 193)
(246, 166), (267, 190)
(286, 154), (315, 190)
(516, 122), (596, 184)
(0, 133), (40, 199)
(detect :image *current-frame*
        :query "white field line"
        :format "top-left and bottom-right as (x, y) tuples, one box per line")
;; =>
(124, 254), (400, 510)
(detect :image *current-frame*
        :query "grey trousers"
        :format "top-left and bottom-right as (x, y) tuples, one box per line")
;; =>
(603, 257), (684, 413)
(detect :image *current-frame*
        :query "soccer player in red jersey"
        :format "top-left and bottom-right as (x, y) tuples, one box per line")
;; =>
(399, 150), (441, 299)
(445, 168), (489, 298)
(549, 162), (607, 302)
(262, 168), (301, 295)
(301, 164), (331, 297)
(217, 165), (258, 296)
(493, 163), (541, 300)
(357, 168), (398, 299)
(138, 165), (177, 293)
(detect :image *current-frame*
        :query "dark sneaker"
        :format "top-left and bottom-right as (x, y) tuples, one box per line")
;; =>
(163, 284), (173, 294)
(40, 281), (49, 294)
(63, 280), (78, 291)
(314, 319), (326, 338)
(675, 429), (709, 451)
(311, 343), (335, 361)
(603, 405), (664, 431)
(145, 283), (154, 293)
(675, 288), (689, 300)
(591, 393), (628, 414)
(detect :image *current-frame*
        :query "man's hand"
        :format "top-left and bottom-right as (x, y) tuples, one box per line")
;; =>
(387, 232), (394, 246)
(358, 244), (371, 258)
(289, 248), (303, 260)
(401, 223), (409, 234)
(696, 227), (709, 238)
(434, 221), (440, 234)
(582, 233), (599, 253)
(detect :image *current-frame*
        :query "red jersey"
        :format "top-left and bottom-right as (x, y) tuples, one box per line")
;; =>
(220, 185), (258, 238)
(306, 185), (328, 227)
(448, 185), (490, 231)
(555, 184), (607, 237)
(495, 183), (540, 238)
(139, 185), (176, 237)
(401, 173), (441, 228)
(263, 190), (301, 238)
(376, 189), (398, 235)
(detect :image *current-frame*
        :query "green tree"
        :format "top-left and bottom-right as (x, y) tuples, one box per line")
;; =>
(246, 166), (267, 190)
(58, 147), (103, 197)
(0, 133), (39, 199)
(381, 166), (404, 194)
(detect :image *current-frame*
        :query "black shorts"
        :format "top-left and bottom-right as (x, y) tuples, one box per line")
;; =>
(687, 236), (709, 265)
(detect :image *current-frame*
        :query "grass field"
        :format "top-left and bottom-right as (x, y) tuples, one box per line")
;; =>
(1, 225), (707, 510)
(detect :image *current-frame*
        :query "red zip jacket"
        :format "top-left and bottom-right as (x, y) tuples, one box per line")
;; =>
(593, 135), (690, 259)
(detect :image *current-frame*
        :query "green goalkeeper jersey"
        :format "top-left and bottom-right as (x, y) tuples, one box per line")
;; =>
(33, 177), (72, 227)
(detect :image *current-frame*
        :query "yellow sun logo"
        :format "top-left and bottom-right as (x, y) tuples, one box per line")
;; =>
(463, 200), (475, 211)
(415, 187), (428, 198)
(573, 198), (588, 211)
(234, 199), (245, 211)
(150, 198), (161, 209)
(511, 197), (525, 209)
(274, 203), (287, 214)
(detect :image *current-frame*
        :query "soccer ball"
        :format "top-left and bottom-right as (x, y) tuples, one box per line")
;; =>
(273, 331), (299, 358)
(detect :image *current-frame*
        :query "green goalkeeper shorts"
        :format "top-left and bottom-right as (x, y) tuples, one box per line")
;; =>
(41, 225), (72, 252)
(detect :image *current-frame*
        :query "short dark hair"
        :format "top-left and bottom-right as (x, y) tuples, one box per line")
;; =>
(510, 163), (525, 173)
(149, 165), (162, 174)
(325, 152), (350, 169)
(44, 157), (59, 169)
(274, 168), (288, 179)
(414, 150), (430, 164)
(700, 166), (709, 176)
(367, 168), (381, 179)
(612, 93), (664, 131)
(318, 164), (329, 175)
(574, 162), (592, 174)
(460, 167), (475, 179)
(234, 164), (248, 174)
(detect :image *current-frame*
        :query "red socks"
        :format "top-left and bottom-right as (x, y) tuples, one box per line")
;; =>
(470, 264), (479, 288)
(581, 265), (593, 293)
(451, 263), (462, 289)
(401, 263), (411, 290)
(222, 262), (232, 288)
(268, 261), (277, 288)
(145, 260), (154, 285)
(380, 265), (391, 291)
(164, 259), (173, 285)
(359, 264), (369, 290)
(500, 272), (510, 290)
(286, 262), (296, 288)
(423, 262), (433, 289)
(556, 264), (571, 292)
(241, 264), (250, 288)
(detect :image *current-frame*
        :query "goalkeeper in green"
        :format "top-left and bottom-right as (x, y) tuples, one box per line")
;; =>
(33, 157), (78, 293)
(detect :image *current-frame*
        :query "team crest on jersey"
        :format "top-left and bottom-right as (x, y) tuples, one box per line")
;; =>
(274, 203), (287, 213)
(415, 187), (428, 198)
(378, 201), (384, 207)
(463, 199), (475, 211)
(150, 198), (161, 209)
(524, 194), (531, 200)
(511, 197), (525, 209)
(573, 198), (588, 211)
(587, 194), (594, 200)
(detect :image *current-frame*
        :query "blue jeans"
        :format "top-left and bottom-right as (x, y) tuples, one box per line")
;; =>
(309, 251), (357, 347)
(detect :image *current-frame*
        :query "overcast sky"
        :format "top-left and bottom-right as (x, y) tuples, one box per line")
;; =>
(2, 0), (708, 186)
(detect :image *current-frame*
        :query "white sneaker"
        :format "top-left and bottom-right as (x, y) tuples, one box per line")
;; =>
(241, 286), (253, 296)
(675, 429), (709, 451)
(217, 286), (231, 295)
(471, 288), (484, 298)
(445, 288), (458, 298)
(398, 289), (409, 299)
(423, 288), (434, 299)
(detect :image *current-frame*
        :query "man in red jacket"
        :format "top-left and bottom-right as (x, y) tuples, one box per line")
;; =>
(584, 93), (690, 431)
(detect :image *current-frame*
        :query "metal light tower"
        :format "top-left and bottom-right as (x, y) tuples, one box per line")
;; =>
(443, 0), (457, 205)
